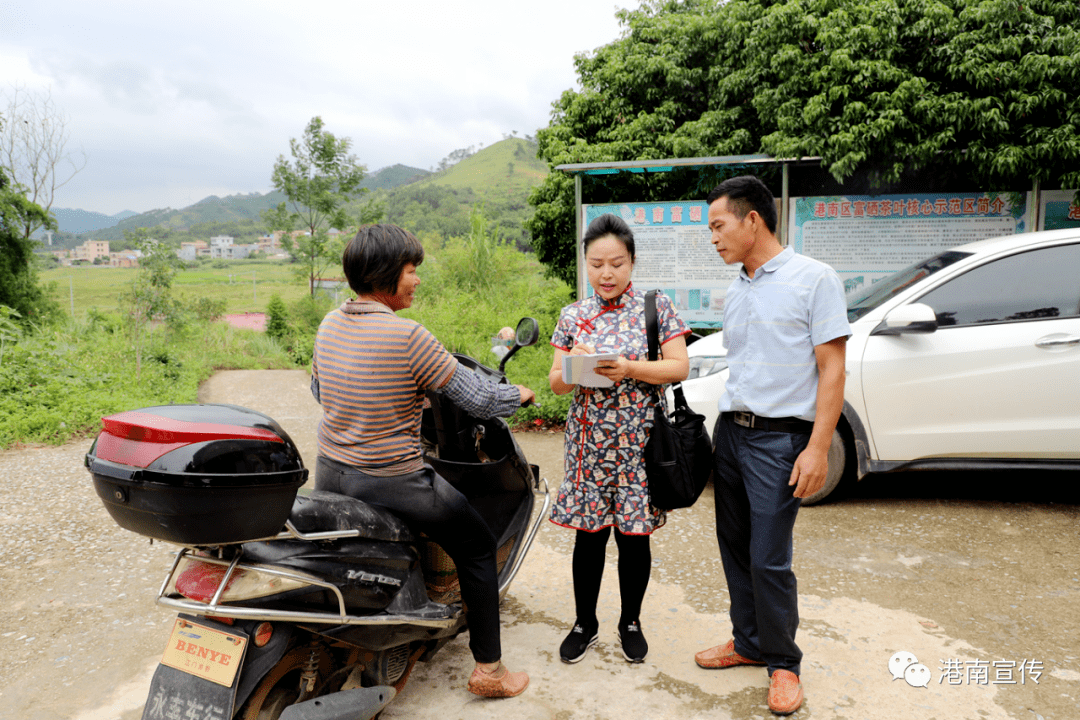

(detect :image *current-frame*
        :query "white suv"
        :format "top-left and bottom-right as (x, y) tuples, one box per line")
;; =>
(672, 228), (1080, 504)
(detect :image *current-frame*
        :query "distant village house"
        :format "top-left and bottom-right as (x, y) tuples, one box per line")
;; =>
(73, 239), (109, 263)
(209, 235), (253, 260)
(109, 250), (140, 268)
(175, 236), (258, 261)
(177, 241), (209, 261)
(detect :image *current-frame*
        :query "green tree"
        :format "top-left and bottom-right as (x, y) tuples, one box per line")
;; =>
(265, 117), (371, 294)
(121, 234), (182, 380)
(0, 165), (58, 323)
(188, 296), (226, 323)
(527, 0), (1080, 283)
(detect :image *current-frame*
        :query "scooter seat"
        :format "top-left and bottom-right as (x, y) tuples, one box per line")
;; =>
(289, 490), (416, 543)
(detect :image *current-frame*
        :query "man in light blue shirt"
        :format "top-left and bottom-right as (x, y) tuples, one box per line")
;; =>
(693, 176), (849, 716)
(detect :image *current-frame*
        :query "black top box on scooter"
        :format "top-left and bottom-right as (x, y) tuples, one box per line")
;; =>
(86, 404), (308, 545)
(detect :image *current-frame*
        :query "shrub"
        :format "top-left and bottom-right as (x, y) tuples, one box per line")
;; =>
(189, 296), (227, 323)
(265, 294), (289, 341)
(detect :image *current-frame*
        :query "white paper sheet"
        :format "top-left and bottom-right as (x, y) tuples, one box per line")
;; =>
(561, 353), (619, 388)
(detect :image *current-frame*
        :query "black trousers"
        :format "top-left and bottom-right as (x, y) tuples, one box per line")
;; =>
(315, 456), (502, 663)
(571, 526), (652, 627)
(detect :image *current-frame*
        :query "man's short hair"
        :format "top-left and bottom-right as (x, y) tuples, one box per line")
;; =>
(706, 175), (777, 235)
(342, 224), (424, 295)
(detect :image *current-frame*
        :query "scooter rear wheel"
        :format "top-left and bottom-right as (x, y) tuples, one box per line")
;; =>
(248, 688), (297, 720)
(239, 644), (331, 720)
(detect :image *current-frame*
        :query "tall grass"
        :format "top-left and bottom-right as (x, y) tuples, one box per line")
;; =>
(404, 218), (574, 424)
(0, 316), (293, 448)
(9, 214), (575, 449)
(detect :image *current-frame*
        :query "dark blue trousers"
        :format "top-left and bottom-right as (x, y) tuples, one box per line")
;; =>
(712, 416), (808, 676)
(315, 456), (502, 663)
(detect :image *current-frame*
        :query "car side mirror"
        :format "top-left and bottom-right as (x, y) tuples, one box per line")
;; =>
(871, 303), (939, 336)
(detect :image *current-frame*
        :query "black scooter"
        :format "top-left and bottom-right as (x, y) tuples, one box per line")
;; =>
(87, 318), (549, 720)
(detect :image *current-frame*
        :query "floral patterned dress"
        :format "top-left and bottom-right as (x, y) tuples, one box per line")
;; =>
(549, 285), (691, 535)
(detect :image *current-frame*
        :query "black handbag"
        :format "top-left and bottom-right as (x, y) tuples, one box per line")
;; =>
(642, 291), (713, 510)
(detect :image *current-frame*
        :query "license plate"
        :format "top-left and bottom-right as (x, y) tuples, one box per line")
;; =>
(160, 617), (248, 687)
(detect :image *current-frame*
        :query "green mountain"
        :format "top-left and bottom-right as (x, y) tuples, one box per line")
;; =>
(374, 138), (548, 250)
(50, 208), (138, 234)
(57, 191), (289, 245)
(414, 138), (547, 196)
(362, 164), (430, 190)
(60, 164), (427, 245)
(53, 140), (546, 251)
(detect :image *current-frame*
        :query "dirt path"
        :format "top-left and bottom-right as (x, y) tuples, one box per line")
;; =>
(1, 369), (1077, 719)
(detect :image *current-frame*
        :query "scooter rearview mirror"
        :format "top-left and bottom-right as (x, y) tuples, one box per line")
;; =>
(499, 318), (540, 373)
(514, 317), (540, 347)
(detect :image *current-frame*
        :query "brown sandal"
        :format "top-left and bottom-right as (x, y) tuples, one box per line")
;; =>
(467, 662), (530, 698)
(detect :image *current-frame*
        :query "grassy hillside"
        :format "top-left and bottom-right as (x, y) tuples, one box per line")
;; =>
(373, 138), (548, 249)
(413, 138), (547, 196)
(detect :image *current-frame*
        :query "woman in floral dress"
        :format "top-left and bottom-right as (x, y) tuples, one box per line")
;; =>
(548, 213), (690, 664)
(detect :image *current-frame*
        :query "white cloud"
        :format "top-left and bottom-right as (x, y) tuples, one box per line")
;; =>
(1, 0), (629, 214)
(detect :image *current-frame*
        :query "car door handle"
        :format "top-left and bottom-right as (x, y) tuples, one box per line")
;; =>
(1035, 334), (1080, 349)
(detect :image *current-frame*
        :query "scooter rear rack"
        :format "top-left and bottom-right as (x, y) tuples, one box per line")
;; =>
(155, 480), (550, 628)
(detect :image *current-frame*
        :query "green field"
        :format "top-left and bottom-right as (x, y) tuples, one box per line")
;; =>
(40, 260), (310, 317)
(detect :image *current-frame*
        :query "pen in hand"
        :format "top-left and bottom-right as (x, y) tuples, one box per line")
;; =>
(569, 331), (597, 356)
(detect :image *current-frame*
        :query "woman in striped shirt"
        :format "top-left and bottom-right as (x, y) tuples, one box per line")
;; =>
(311, 224), (535, 698)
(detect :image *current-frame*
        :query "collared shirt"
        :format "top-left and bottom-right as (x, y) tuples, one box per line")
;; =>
(718, 247), (850, 421)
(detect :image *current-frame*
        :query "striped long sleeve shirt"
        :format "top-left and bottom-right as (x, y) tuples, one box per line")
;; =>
(311, 299), (518, 475)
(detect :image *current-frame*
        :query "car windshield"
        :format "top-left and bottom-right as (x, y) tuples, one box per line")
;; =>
(847, 250), (971, 322)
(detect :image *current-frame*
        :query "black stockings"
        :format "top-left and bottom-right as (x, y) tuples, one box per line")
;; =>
(571, 527), (652, 628)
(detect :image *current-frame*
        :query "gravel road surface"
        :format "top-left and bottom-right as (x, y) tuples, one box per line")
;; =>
(1, 369), (1078, 720)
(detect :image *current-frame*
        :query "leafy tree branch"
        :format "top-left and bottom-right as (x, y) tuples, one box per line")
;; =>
(266, 117), (371, 294)
(527, 0), (1080, 283)
(0, 85), (86, 240)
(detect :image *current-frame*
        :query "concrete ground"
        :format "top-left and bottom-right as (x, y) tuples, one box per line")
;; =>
(1, 369), (1077, 719)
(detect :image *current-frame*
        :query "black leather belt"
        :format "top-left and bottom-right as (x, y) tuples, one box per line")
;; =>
(723, 411), (814, 434)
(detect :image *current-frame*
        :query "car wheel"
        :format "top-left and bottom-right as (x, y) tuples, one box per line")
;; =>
(801, 428), (850, 506)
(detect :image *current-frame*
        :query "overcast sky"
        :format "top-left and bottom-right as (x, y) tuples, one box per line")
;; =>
(1, 1), (630, 215)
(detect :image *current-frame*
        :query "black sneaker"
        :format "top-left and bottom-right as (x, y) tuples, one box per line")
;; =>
(618, 620), (648, 663)
(559, 622), (599, 663)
